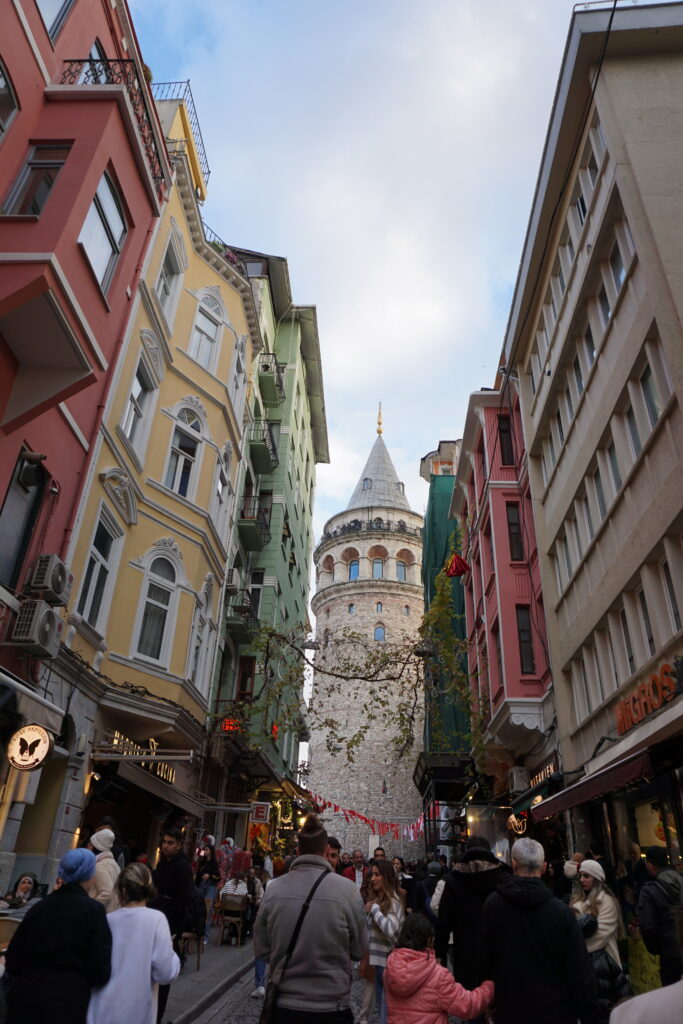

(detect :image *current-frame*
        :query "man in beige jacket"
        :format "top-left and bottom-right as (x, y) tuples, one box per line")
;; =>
(88, 828), (121, 911)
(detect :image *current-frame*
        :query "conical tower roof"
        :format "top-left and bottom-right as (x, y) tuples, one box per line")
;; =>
(346, 434), (412, 512)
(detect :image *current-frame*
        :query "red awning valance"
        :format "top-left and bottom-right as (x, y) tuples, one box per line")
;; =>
(531, 749), (653, 820)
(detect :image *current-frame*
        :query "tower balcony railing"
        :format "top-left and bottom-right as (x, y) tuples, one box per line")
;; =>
(314, 517), (422, 557)
(60, 59), (165, 197)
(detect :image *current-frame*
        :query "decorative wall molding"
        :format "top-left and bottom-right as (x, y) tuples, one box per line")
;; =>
(100, 467), (138, 525)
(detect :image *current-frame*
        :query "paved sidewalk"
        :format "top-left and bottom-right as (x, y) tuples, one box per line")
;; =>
(164, 925), (255, 1024)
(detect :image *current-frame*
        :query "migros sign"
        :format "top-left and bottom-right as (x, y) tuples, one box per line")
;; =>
(614, 662), (681, 736)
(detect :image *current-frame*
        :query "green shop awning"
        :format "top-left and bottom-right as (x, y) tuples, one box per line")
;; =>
(511, 780), (549, 813)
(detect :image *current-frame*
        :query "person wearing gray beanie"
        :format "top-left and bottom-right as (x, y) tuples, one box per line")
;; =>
(4, 846), (112, 1023)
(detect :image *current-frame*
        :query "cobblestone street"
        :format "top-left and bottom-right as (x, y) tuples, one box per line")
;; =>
(193, 971), (381, 1024)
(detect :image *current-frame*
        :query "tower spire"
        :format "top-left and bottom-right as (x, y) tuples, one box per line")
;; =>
(377, 402), (383, 435)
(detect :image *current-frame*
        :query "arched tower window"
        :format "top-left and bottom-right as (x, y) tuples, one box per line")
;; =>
(372, 558), (383, 579)
(362, 478), (372, 490)
(376, 602), (382, 613)
(374, 624), (385, 642)
(349, 559), (359, 581)
(348, 603), (355, 616)
(396, 560), (407, 582)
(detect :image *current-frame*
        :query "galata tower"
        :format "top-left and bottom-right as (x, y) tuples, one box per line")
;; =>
(308, 419), (424, 857)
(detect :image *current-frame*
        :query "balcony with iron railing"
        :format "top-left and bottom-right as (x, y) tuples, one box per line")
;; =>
(237, 497), (271, 550)
(60, 59), (165, 197)
(257, 353), (286, 406)
(248, 421), (279, 475)
(151, 80), (210, 184)
(202, 221), (248, 277)
(224, 590), (260, 641)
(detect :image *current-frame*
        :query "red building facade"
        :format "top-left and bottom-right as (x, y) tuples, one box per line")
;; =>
(451, 390), (557, 813)
(0, 0), (170, 634)
(0, 0), (170, 883)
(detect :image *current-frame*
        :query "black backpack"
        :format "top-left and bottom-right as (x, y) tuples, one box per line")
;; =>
(182, 886), (207, 936)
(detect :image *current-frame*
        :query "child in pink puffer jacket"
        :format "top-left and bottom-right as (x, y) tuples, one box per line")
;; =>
(384, 913), (494, 1024)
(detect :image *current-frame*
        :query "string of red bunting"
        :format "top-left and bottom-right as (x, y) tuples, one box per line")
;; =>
(306, 789), (425, 843)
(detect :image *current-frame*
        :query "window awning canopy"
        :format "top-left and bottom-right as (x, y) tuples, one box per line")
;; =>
(531, 749), (653, 821)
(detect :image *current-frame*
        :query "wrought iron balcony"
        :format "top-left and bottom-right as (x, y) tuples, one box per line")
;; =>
(248, 421), (279, 474)
(151, 80), (210, 184)
(257, 353), (286, 406)
(202, 221), (248, 277)
(224, 591), (260, 641)
(60, 59), (165, 197)
(237, 497), (271, 550)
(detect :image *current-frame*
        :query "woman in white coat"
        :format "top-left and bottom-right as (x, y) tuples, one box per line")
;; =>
(87, 862), (179, 1024)
(570, 858), (622, 966)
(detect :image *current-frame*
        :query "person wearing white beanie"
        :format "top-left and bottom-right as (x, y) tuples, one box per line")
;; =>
(570, 858), (621, 964)
(88, 828), (121, 912)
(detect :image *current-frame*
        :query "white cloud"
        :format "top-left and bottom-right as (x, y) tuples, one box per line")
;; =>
(132, 0), (584, 539)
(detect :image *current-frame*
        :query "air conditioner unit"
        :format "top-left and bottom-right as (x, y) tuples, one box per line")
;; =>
(10, 600), (63, 658)
(508, 766), (530, 795)
(28, 554), (73, 606)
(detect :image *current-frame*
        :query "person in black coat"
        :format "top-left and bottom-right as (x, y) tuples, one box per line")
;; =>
(636, 845), (683, 986)
(152, 827), (194, 1024)
(479, 837), (599, 1024)
(435, 837), (510, 988)
(4, 848), (111, 1024)
(415, 860), (442, 920)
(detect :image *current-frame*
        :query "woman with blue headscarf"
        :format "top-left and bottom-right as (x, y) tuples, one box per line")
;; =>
(4, 848), (112, 1024)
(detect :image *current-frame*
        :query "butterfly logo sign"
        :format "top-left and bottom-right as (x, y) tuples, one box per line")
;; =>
(8, 725), (52, 771)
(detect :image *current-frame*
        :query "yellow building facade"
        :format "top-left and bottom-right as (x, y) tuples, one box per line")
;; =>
(63, 88), (262, 852)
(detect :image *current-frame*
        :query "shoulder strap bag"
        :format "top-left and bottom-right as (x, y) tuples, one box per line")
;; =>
(259, 867), (328, 1024)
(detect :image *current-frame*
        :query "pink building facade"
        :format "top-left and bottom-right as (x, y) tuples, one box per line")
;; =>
(451, 390), (557, 807)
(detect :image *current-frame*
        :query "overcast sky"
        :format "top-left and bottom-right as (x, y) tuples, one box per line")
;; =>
(131, 0), (601, 534)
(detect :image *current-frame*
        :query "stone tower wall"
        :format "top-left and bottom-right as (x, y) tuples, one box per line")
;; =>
(308, 506), (425, 860)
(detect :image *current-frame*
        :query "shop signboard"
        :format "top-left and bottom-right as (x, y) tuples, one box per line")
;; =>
(614, 660), (681, 735)
(7, 724), (52, 771)
(529, 753), (559, 789)
(250, 801), (270, 823)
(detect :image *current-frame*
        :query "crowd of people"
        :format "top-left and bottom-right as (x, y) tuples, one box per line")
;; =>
(0, 813), (681, 1024)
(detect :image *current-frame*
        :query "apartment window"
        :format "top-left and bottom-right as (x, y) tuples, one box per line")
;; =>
(598, 284), (611, 326)
(547, 432), (556, 469)
(498, 416), (514, 466)
(0, 61), (18, 138)
(137, 557), (176, 661)
(607, 441), (622, 493)
(79, 173), (127, 290)
(35, 0), (75, 38)
(620, 607), (635, 675)
(396, 560), (407, 582)
(565, 386), (574, 420)
(165, 408), (201, 498)
(571, 517), (583, 560)
(582, 494), (594, 540)
(506, 503), (524, 561)
(156, 245), (182, 317)
(556, 262), (566, 297)
(626, 405), (642, 458)
(606, 628), (619, 688)
(555, 409), (565, 447)
(584, 326), (596, 367)
(575, 189), (587, 227)
(576, 656), (591, 720)
(516, 606), (536, 675)
(587, 149), (599, 186)
(661, 560), (682, 632)
(3, 145), (69, 215)
(640, 365), (662, 428)
(0, 452), (47, 589)
(76, 515), (118, 629)
(188, 295), (222, 369)
(348, 560), (359, 581)
(561, 532), (573, 580)
(374, 625), (385, 642)
(593, 466), (607, 520)
(637, 588), (655, 657)
(79, 40), (110, 84)
(250, 570), (264, 616)
(237, 656), (256, 699)
(372, 558), (384, 579)
(610, 242), (626, 290)
(573, 355), (584, 396)
(122, 363), (154, 445)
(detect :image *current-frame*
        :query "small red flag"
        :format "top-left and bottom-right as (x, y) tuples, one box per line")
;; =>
(445, 552), (470, 577)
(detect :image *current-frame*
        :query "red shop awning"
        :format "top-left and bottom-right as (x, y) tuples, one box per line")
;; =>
(531, 749), (653, 820)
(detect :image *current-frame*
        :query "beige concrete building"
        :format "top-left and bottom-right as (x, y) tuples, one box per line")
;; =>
(503, 3), (683, 862)
(308, 430), (424, 857)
